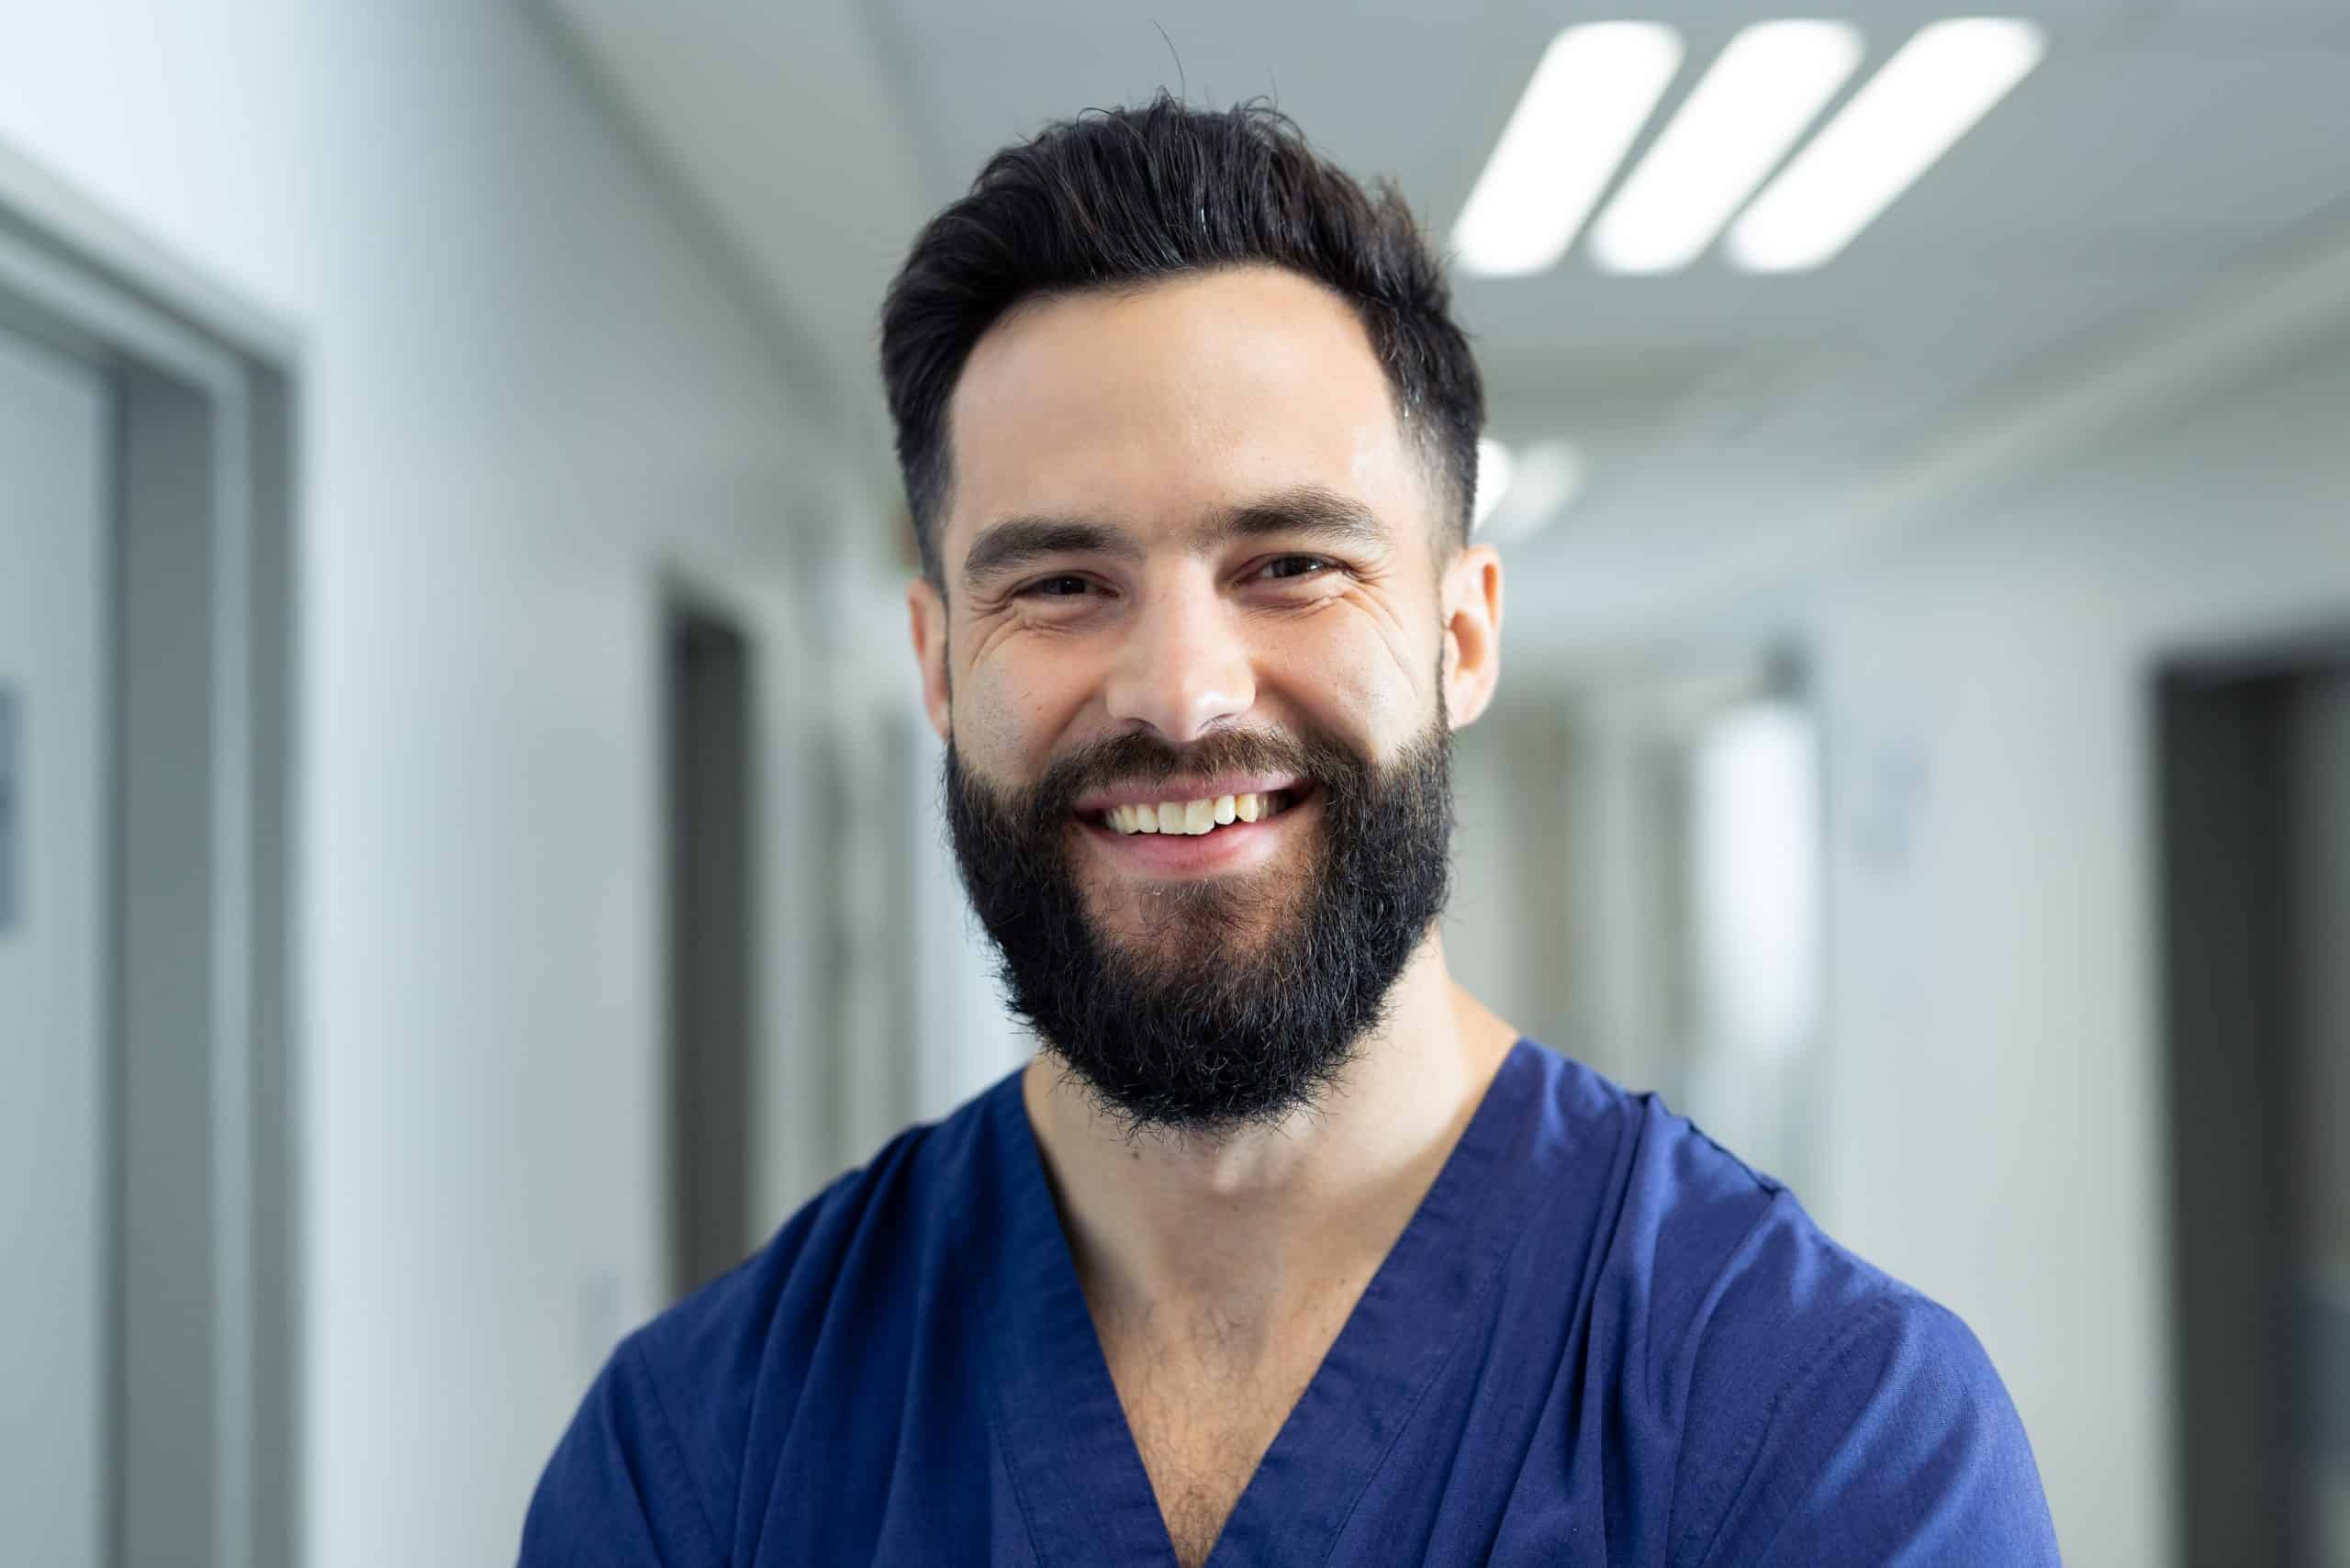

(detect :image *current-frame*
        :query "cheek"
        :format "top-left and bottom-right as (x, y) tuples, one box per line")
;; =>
(955, 640), (1096, 776)
(1260, 612), (1434, 743)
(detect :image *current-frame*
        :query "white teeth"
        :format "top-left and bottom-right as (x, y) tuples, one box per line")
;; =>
(1100, 790), (1296, 834)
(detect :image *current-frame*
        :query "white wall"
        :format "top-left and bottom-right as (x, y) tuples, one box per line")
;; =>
(0, 5), (852, 1562)
(1774, 318), (2350, 1564)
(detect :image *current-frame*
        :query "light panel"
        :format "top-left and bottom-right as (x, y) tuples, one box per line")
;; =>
(1481, 442), (1585, 542)
(1589, 20), (1864, 275)
(1727, 17), (2045, 273)
(1452, 22), (1684, 278)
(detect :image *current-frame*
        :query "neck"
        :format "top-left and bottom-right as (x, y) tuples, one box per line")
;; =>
(1022, 933), (1520, 1332)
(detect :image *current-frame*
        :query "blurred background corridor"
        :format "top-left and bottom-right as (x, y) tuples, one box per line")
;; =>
(2, 1), (2347, 1562)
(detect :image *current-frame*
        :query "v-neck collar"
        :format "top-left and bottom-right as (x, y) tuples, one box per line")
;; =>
(980, 1038), (1550, 1568)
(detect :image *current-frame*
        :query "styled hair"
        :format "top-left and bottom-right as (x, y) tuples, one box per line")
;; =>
(878, 92), (1485, 584)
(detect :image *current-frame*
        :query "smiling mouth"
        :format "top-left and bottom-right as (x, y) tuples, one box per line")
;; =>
(1088, 788), (1306, 836)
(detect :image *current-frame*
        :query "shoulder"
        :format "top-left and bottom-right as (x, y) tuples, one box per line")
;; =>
(520, 1078), (1013, 1562)
(1519, 1045), (1953, 1363)
(632, 1079), (1009, 1450)
(1515, 1047), (2058, 1562)
(1671, 1280), (2058, 1565)
(1512, 1045), (1826, 1340)
(632, 1078), (1005, 1386)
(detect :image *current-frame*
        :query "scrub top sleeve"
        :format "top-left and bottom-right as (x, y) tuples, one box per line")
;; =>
(519, 1335), (728, 1568)
(1691, 1294), (2061, 1568)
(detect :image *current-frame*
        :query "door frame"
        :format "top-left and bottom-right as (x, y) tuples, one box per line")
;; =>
(0, 142), (298, 1568)
(2154, 617), (2350, 1567)
(660, 591), (755, 1302)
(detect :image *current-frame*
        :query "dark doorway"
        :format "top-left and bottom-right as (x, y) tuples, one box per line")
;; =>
(2158, 635), (2350, 1567)
(665, 604), (755, 1301)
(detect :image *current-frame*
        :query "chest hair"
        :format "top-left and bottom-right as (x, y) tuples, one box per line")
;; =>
(1101, 1294), (1356, 1568)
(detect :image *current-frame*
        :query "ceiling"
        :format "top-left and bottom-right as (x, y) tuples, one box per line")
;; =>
(548, 0), (2350, 655)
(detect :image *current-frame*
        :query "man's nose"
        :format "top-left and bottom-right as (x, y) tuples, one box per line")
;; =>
(1101, 577), (1256, 743)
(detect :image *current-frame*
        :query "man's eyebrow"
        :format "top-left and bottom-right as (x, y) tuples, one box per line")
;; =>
(1209, 486), (1391, 550)
(960, 517), (1143, 588)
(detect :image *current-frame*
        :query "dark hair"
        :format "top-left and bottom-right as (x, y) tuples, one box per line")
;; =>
(878, 92), (1485, 584)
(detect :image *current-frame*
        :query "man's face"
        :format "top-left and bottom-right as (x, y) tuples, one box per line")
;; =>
(908, 265), (1503, 1129)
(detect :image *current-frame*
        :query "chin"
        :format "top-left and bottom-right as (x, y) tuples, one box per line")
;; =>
(1082, 869), (1300, 958)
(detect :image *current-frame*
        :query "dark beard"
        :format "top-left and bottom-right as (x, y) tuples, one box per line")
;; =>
(942, 710), (1454, 1137)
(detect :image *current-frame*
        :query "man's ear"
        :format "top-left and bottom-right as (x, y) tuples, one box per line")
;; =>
(907, 577), (952, 744)
(1439, 542), (1504, 730)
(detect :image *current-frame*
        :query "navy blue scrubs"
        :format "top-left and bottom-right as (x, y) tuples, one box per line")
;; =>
(522, 1039), (2058, 1564)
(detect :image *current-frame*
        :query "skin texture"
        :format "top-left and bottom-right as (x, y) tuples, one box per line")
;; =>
(904, 264), (1519, 1568)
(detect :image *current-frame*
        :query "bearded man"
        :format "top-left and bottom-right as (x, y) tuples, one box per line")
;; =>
(524, 95), (2058, 1567)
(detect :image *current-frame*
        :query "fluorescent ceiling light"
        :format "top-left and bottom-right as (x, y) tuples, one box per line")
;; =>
(1453, 22), (1684, 277)
(1478, 440), (1584, 542)
(1472, 437), (1516, 529)
(1727, 17), (2045, 273)
(1589, 20), (1864, 274)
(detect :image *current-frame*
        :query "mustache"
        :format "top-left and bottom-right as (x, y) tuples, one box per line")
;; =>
(1030, 728), (1339, 813)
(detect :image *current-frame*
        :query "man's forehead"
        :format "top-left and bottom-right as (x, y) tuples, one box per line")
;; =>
(938, 267), (1428, 566)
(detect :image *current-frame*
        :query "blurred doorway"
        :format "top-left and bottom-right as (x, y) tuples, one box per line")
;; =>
(0, 182), (297, 1568)
(664, 601), (755, 1300)
(2160, 639), (2350, 1567)
(0, 319), (110, 1568)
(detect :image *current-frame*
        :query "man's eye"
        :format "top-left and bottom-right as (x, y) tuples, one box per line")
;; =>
(1259, 555), (1333, 582)
(1019, 575), (1094, 599)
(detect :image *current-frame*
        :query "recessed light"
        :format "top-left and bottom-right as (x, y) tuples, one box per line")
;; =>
(1453, 22), (1684, 278)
